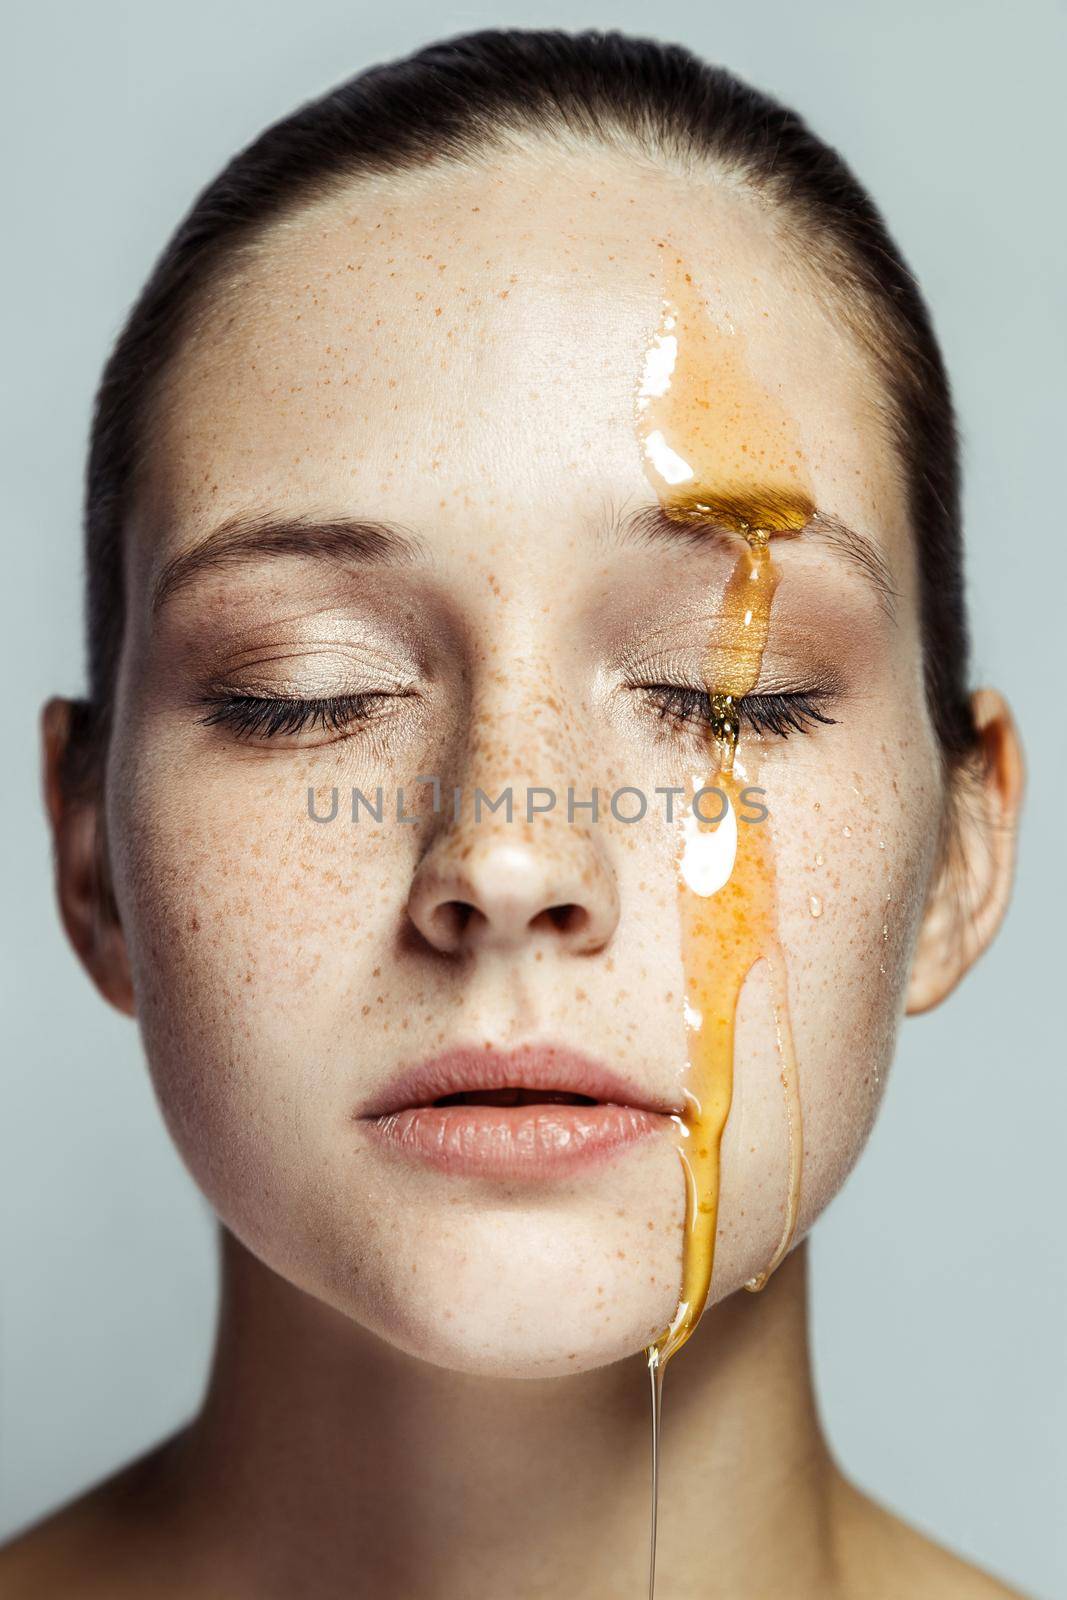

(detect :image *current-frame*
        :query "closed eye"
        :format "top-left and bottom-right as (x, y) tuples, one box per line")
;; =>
(196, 691), (405, 741)
(197, 685), (838, 745)
(638, 684), (838, 739)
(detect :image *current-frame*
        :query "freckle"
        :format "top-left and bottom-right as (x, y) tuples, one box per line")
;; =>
(647, 1220), (655, 1230)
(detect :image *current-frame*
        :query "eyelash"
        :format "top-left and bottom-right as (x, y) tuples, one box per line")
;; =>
(196, 691), (397, 740)
(639, 684), (837, 740)
(196, 685), (838, 743)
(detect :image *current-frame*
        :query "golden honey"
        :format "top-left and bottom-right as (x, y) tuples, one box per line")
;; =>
(633, 255), (814, 1595)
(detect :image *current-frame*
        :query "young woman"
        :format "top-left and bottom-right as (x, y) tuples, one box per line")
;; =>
(4, 27), (1028, 1599)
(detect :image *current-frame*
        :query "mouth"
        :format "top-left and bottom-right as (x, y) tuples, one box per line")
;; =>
(357, 1042), (678, 1179)
(432, 1086), (598, 1107)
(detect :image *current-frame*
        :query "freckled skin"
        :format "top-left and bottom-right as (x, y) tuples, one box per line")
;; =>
(109, 149), (941, 1379)
(22, 140), (1027, 1600)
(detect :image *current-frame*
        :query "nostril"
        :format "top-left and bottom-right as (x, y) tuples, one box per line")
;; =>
(421, 898), (594, 952)
(407, 848), (619, 956)
(429, 900), (476, 950)
(537, 903), (589, 937)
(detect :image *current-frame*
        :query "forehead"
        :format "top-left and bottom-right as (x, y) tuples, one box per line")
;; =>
(133, 143), (909, 580)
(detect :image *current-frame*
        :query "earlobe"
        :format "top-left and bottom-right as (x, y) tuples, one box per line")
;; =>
(40, 696), (137, 1019)
(905, 687), (1025, 1016)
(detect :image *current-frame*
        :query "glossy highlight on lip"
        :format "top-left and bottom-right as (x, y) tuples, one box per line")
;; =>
(357, 1041), (678, 1178)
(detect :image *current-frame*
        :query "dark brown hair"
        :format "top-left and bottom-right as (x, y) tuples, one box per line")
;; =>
(64, 25), (978, 805)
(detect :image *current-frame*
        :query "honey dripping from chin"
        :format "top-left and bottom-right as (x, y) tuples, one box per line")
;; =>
(633, 254), (813, 1599)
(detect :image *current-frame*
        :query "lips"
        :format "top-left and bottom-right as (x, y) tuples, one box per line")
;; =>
(357, 1041), (679, 1178)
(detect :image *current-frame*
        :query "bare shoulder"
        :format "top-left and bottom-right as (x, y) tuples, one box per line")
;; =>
(0, 1434), (206, 1599)
(831, 1474), (1036, 1600)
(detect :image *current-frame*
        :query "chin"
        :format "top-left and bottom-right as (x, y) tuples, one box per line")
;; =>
(380, 1296), (668, 1380)
(356, 1207), (684, 1379)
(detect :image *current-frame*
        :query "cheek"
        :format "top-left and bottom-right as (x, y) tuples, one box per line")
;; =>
(707, 732), (942, 1300)
(106, 746), (408, 1231)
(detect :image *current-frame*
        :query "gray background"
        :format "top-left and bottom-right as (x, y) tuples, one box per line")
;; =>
(2, 1), (1064, 1595)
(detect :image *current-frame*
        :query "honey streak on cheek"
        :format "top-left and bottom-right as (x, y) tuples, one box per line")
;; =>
(634, 255), (814, 1598)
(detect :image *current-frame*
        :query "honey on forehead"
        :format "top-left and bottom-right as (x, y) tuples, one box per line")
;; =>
(633, 261), (812, 1353)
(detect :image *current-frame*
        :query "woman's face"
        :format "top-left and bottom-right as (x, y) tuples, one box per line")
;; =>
(104, 145), (946, 1376)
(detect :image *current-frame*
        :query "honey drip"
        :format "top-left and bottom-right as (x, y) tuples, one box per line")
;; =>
(645, 1344), (665, 1600)
(633, 256), (814, 1597)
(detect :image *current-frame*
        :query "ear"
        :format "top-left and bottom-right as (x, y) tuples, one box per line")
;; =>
(905, 687), (1025, 1015)
(41, 696), (136, 1018)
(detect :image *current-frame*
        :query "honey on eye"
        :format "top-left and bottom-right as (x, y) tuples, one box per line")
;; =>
(633, 254), (814, 1598)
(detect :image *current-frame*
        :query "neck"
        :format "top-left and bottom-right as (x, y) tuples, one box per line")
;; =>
(160, 1228), (841, 1599)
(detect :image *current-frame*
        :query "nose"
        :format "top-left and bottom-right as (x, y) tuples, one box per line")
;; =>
(406, 821), (620, 957)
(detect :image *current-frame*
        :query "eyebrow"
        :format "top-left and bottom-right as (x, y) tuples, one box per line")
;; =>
(150, 511), (429, 617)
(602, 489), (899, 620)
(150, 486), (899, 621)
